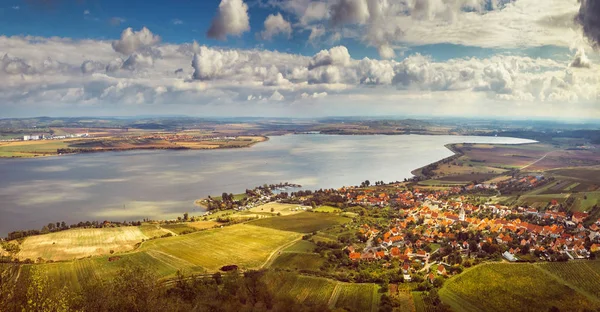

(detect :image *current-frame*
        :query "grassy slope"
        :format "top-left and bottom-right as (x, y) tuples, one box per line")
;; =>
(139, 224), (300, 271)
(248, 212), (350, 233)
(25, 223), (301, 290)
(439, 262), (600, 312)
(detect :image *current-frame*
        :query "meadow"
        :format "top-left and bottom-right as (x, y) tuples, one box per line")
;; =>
(269, 252), (325, 271)
(439, 263), (599, 312)
(249, 212), (351, 233)
(264, 272), (336, 307)
(16, 227), (150, 261)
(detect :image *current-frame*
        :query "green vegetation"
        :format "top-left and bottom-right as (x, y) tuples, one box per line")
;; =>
(334, 283), (381, 312)
(537, 261), (600, 300)
(283, 240), (317, 253)
(439, 263), (599, 312)
(270, 253), (325, 271)
(249, 212), (350, 233)
(139, 224), (171, 238)
(313, 206), (342, 213)
(139, 224), (300, 272)
(265, 272), (336, 307)
(159, 223), (196, 235)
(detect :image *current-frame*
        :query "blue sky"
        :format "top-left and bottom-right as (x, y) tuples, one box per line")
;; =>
(0, 0), (598, 119)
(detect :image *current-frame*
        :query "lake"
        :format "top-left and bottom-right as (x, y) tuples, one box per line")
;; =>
(0, 134), (535, 235)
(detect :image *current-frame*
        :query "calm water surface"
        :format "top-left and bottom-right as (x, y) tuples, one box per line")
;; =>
(0, 134), (535, 235)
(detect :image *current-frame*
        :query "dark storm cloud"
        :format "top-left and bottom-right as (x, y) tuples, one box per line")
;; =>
(576, 0), (600, 47)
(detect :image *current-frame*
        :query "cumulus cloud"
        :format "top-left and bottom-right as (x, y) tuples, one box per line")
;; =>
(301, 1), (329, 25)
(122, 53), (154, 70)
(570, 48), (592, 68)
(112, 27), (161, 55)
(81, 60), (104, 74)
(308, 46), (351, 69)
(260, 13), (293, 40)
(207, 0), (250, 40)
(0, 34), (598, 119)
(576, 0), (600, 48)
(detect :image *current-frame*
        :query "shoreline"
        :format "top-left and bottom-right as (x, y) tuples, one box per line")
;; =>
(0, 135), (269, 159)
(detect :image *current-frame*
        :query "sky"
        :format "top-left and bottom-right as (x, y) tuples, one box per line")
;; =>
(0, 0), (599, 119)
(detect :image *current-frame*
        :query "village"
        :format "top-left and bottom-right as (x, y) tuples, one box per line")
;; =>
(338, 182), (600, 284)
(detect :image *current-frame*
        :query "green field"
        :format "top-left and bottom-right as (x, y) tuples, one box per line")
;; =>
(249, 212), (350, 233)
(139, 224), (171, 238)
(139, 224), (300, 271)
(439, 263), (599, 312)
(21, 223), (301, 291)
(313, 205), (342, 213)
(0, 140), (71, 157)
(572, 192), (600, 212)
(333, 283), (381, 312)
(537, 261), (600, 301)
(270, 252), (325, 271)
(282, 240), (317, 253)
(16, 227), (149, 261)
(265, 272), (336, 307)
(159, 223), (195, 235)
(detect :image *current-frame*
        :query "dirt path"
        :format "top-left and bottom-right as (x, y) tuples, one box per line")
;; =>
(327, 283), (342, 308)
(521, 151), (555, 170)
(260, 237), (302, 269)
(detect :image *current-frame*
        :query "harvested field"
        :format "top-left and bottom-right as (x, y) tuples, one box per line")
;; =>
(249, 202), (304, 216)
(16, 227), (148, 261)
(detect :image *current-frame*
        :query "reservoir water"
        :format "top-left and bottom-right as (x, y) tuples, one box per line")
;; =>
(0, 134), (535, 235)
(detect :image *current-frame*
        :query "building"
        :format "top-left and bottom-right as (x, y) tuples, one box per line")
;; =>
(503, 251), (517, 262)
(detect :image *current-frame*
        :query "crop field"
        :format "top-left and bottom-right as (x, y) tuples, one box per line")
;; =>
(159, 223), (195, 235)
(139, 223), (300, 271)
(283, 240), (317, 253)
(249, 202), (304, 216)
(437, 173), (498, 182)
(29, 248), (203, 290)
(139, 224), (171, 238)
(270, 252), (325, 271)
(454, 143), (551, 169)
(550, 168), (600, 184)
(249, 212), (350, 233)
(333, 283), (381, 312)
(412, 292), (427, 312)
(537, 261), (600, 300)
(515, 193), (570, 209)
(439, 263), (598, 312)
(265, 272), (335, 307)
(571, 192), (600, 212)
(527, 150), (600, 171)
(16, 227), (149, 261)
(186, 220), (220, 230)
(0, 140), (71, 157)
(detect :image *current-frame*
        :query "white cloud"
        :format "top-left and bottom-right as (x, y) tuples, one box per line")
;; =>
(172, 19), (184, 25)
(112, 27), (161, 55)
(270, 90), (285, 101)
(0, 34), (598, 119)
(260, 13), (293, 40)
(12, 6), (20, 10)
(308, 46), (351, 69)
(570, 48), (592, 68)
(207, 0), (250, 40)
(84, 10), (90, 15)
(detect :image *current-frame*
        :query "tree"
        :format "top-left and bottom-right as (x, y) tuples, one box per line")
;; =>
(183, 212), (189, 221)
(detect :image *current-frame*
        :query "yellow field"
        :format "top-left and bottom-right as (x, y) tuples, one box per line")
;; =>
(249, 202), (305, 216)
(16, 227), (150, 261)
(139, 223), (301, 271)
(187, 220), (221, 230)
(0, 140), (73, 157)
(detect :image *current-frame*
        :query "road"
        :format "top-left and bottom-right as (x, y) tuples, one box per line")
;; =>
(520, 151), (555, 170)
